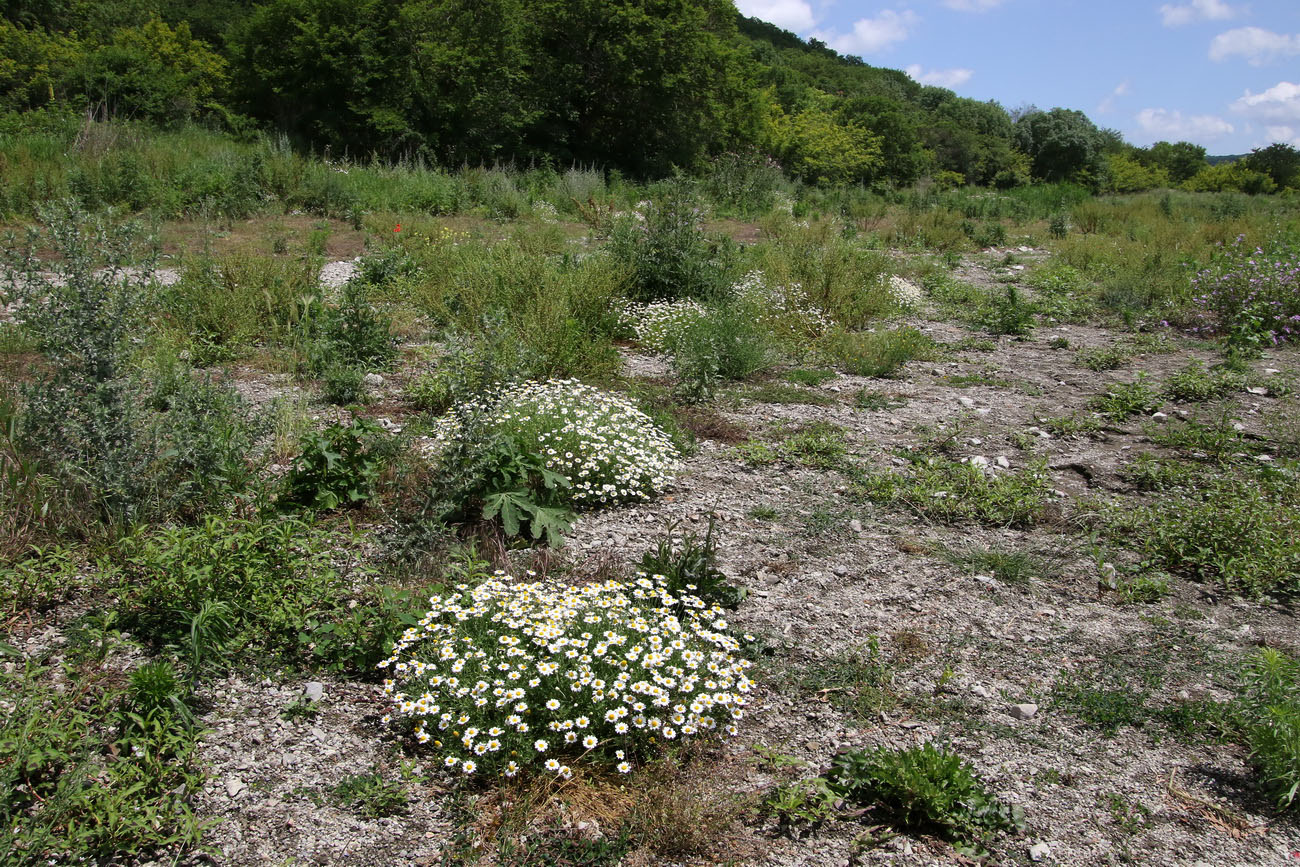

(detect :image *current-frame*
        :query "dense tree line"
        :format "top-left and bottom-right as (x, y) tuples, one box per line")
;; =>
(1, 0), (1296, 191)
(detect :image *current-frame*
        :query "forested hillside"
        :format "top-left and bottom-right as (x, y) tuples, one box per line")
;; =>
(3, 0), (1297, 192)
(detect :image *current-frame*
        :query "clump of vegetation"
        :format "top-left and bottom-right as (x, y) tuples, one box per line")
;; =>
(1163, 359), (1246, 403)
(1192, 237), (1300, 350)
(609, 185), (734, 303)
(2, 208), (259, 531)
(282, 419), (384, 511)
(856, 457), (1050, 527)
(1241, 649), (1300, 811)
(823, 326), (937, 378)
(1090, 375), (1163, 421)
(380, 573), (753, 779)
(0, 659), (206, 866)
(1104, 469), (1299, 596)
(827, 743), (1024, 851)
(638, 519), (746, 609)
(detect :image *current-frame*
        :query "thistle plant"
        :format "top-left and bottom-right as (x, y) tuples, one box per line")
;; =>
(380, 572), (753, 779)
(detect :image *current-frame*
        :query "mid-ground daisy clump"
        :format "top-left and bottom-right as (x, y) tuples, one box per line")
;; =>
(433, 379), (680, 508)
(380, 572), (754, 779)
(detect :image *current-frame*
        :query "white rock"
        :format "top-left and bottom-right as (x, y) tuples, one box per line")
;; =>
(363, 372), (385, 388)
(1009, 703), (1039, 720)
(302, 682), (324, 703)
(968, 437), (983, 446)
(971, 684), (992, 699)
(1150, 412), (1168, 422)
(1029, 842), (1050, 861)
(1263, 368), (1281, 375)
(226, 777), (246, 799)
(969, 455), (989, 468)
(849, 519), (863, 533)
(958, 397), (976, 408)
(995, 456), (1011, 468)
(1246, 386), (1267, 395)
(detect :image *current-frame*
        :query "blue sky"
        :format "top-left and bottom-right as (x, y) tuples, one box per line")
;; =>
(735, 0), (1300, 154)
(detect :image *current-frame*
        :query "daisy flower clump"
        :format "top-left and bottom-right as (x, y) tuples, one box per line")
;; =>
(883, 275), (924, 310)
(732, 270), (835, 340)
(433, 379), (679, 508)
(380, 572), (754, 779)
(619, 299), (709, 353)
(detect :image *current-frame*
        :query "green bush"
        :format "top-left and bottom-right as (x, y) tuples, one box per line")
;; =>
(856, 457), (1049, 527)
(407, 312), (539, 413)
(609, 183), (734, 303)
(638, 519), (746, 609)
(828, 743), (1024, 850)
(282, 419), (384, 511)
(823, 326), (937, 378)
(0, 660), (205, 865)
(670, 304), (774, 402)
(3, 208), (259, 528)
(1104, 469), (1299, 596)
(1241, 649), (1300, 810)
(1090, 375), (1163, 421)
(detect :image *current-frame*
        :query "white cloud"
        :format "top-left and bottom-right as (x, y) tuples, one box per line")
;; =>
(1158, 0), (1239, 27)
(735, 0), (817, 32)
(1097, 81), (1131, 115)
(1209, 27), (1300, 66)
(905, 64), (974, 88)
(819, 10), (920, 55)
(1231, 81), (1300, 123)
(941, 0), (1005, 11)
(1265, 126), (1300, 146)
(1135, 108), (1235, 140)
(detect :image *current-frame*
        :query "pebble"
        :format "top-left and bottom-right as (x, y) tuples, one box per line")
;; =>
(1150, 411), (1168, 422)
(1010, 703), (1039, 720)
(849, 519), (863, 533)
(1246, 386), (1267, 395)
(971, 684), (992, 699)
(302, 682), (324, 703)
(995, 456), (1010, 468)
(363, 372), (385, 388)
(833, 565), (849, 577)
(1029, 842), (1051, 861)
(225, 777), (246, 799)
(958, 397), (976, 408)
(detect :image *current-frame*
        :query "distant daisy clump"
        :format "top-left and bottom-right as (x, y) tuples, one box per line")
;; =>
(433, 379), (679, 507)
(883, 275), (924, 310)
(619, 298), (708, 353)
(380, 573), (754, 779)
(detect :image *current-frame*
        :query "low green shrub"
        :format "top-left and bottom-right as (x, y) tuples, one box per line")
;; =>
(638, 519), (746, 609)
(1090, 375), (1163, 421)
(1075, 345), (1132, 371)
(282, 419), (384, 511)
(823, 326), (937, 378)
(670, 304), (774, 402)
(408, 312), (539, 414)
(379, 572), (753, 779)
(856, 457), (1049, 527)
(827, 743), (1024, 851)
(979, 286), (1035, 337)
(608, 184), (735, 303)
(1241, 649), (1300, 810)
(1163, 360), (1245, 403)
(1104, 469), (1300, 596)
(110, 514), (394, 671)
(0, 660), (206, 865)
